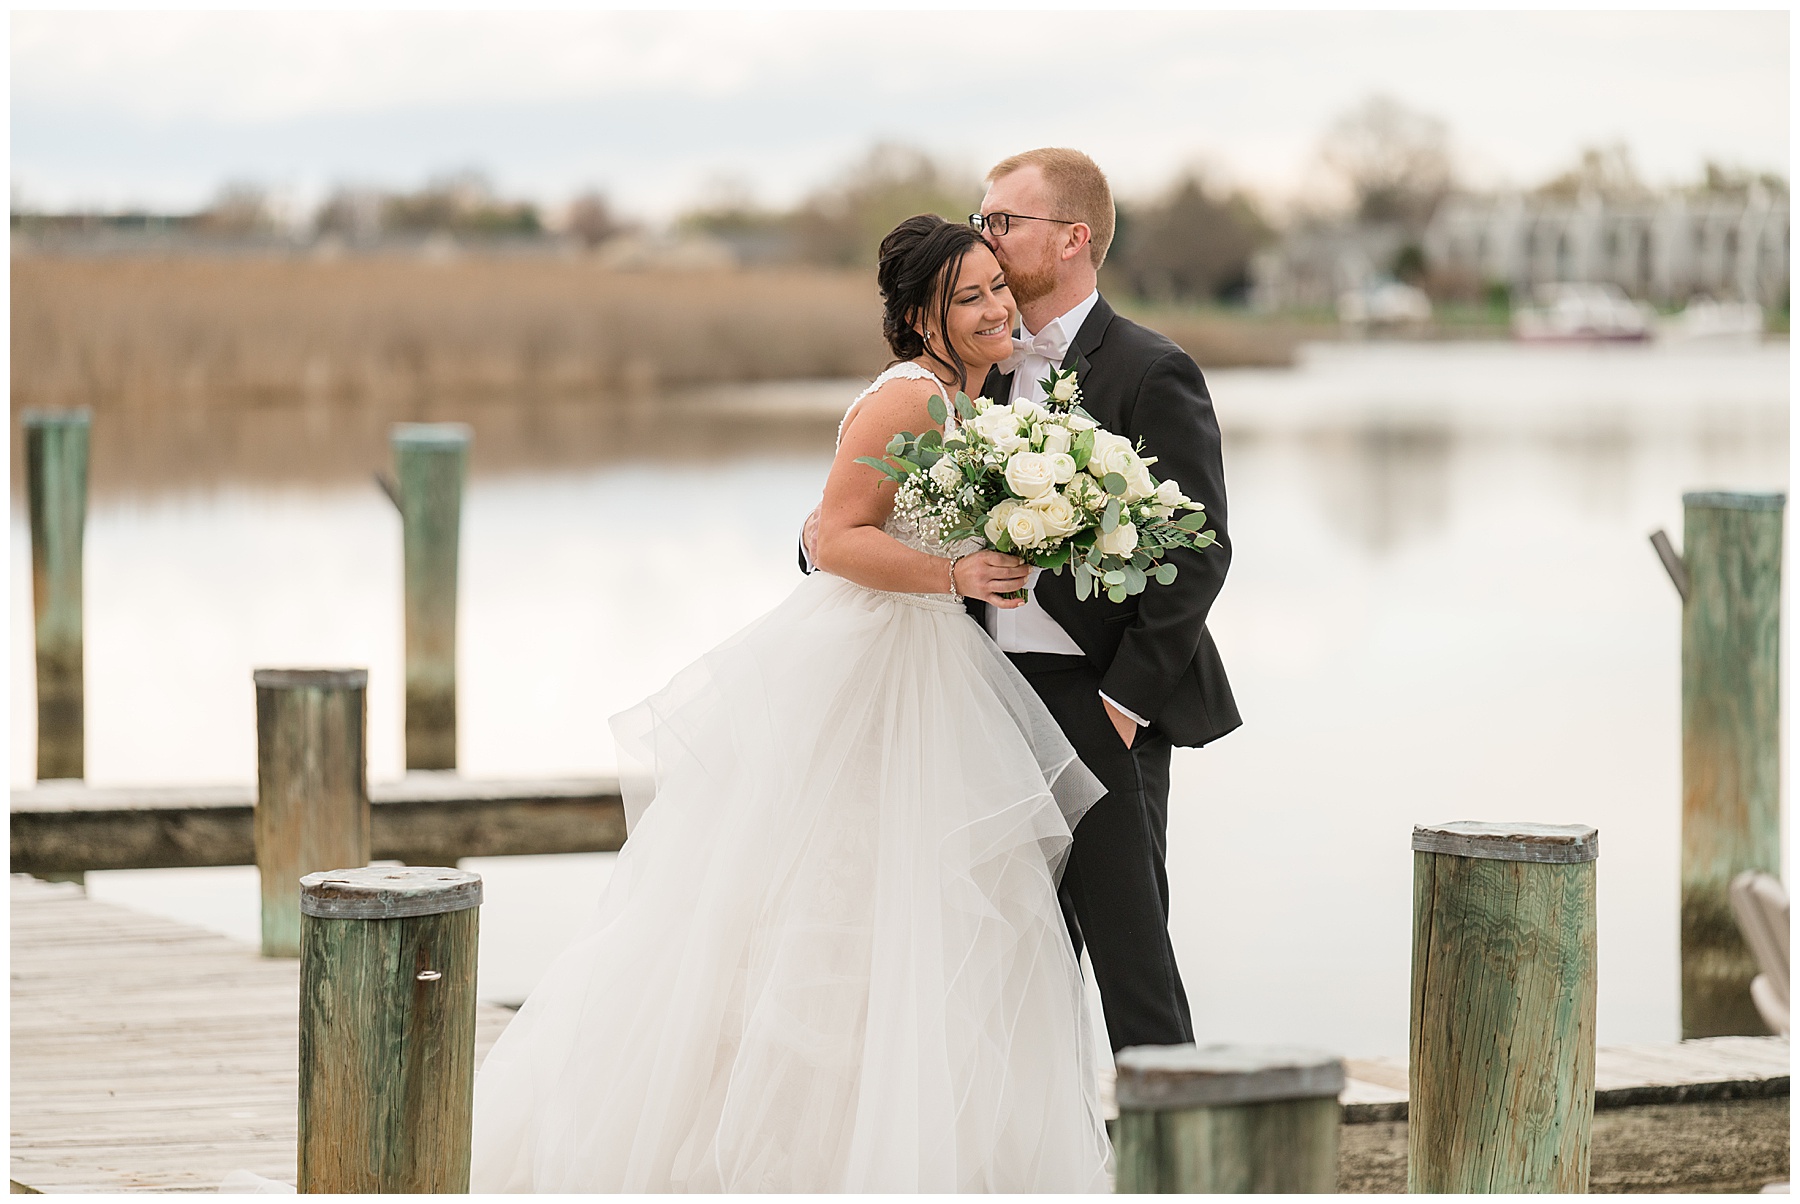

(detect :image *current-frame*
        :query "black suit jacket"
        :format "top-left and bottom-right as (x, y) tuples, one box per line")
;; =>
(972, 294), (1240, 748)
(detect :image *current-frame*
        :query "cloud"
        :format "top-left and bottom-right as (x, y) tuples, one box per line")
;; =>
(11, 10), (1787, 215)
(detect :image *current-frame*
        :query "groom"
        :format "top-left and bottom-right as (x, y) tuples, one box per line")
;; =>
(967, 148), (1237, 1053)
(806, 148), (1238, 1053)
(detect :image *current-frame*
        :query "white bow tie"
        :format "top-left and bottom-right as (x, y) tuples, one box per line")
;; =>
(997, 329), (1068, 376)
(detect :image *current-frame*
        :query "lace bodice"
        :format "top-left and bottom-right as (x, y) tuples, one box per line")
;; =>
(837, 363), (980, 568)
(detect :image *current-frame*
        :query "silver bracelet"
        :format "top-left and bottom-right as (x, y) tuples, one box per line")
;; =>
(947, 554), (967, 603)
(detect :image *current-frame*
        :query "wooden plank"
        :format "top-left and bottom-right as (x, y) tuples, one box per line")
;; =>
(11, 776), (626, 873)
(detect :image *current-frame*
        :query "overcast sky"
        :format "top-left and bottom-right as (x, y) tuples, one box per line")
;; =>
(11, 9), (1790, 220)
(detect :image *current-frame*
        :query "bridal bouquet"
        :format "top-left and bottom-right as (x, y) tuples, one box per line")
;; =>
(857, 369), (1216, 603)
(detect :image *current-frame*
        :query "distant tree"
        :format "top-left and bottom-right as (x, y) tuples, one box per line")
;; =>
(792, 144), (978, 267)
(1105, 173), (1271, 304)
(1694, 160), (1789, 200)
(1319, 94), (1454, 229)
(379, 171), (541, 239)
(194, 182), (274, 237)
(1536, 144), (1648, 201)
(565, 191), (626, 248)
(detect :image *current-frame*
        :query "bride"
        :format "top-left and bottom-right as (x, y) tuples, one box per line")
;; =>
(469, 215), (1113, 1193)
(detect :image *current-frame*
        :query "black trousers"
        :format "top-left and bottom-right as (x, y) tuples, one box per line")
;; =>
(1009, 653), (1195, 1053)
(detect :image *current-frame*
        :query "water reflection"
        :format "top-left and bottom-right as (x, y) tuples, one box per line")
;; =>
(1301, 425), (1455, 554)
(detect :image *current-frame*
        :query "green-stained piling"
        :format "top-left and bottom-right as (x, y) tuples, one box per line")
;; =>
(392, 424), (470, 771)
(1112, 1044), (1343, 1192)
(1408, 821), (1598, 1192)
(254, 669), (370, 957)
(25, 410), (89, 780)
(298, 866), (481, 1192)
(1678, 492), (1784, 1038)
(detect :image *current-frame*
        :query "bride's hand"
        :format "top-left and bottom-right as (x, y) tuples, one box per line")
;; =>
(954, 551), (1032, 607)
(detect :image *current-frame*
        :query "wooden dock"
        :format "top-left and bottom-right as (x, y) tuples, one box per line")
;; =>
(10, 875), (513, 1193)
(11, 874), (1789, 1193)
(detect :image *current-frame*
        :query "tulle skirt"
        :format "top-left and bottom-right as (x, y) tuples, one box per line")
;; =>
(469, 571), (1112, 1192)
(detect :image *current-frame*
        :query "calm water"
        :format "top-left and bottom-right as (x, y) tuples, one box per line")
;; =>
(11, 341), (1788, 1059)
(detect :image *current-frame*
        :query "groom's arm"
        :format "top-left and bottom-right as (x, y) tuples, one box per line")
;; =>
(1097, 349), (1231, 725)
(797, 506), (821, 574)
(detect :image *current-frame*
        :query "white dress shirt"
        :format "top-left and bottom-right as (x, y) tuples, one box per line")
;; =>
(986, 290), (1149, 729)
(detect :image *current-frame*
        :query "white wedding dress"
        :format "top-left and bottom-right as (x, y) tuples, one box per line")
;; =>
(469, 363), (1113, 1192)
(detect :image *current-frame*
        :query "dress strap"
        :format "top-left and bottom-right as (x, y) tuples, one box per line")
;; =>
(837, 362), (954, 447)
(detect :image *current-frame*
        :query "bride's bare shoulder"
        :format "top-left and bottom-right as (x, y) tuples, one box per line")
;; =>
(838, 373), (940, 447)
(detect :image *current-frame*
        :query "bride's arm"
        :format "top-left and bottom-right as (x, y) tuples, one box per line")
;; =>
(813, 379), (1029, 606)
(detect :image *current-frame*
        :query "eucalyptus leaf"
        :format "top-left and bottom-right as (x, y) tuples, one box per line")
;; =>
(1154, 563), (1178, 585)
(1175, 512), (1209, 532)
(1102, 498), (1121, 532)
(1123, 565), (1147, 593)
(1102, 570), (1126, 586)
(1131, 552), (1152, 571)
(956, 394), (977, 420)
(890, 455), (921, 473)
(927, 394), (948, 425)
(1103, 472), (1127, 496)
(1107, 585), (1128, 604)
(919, 428), (944, 450)
(1075, 568), (1092, 601)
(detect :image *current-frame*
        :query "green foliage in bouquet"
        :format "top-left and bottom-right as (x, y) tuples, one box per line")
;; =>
(855, 368), (1216, 603)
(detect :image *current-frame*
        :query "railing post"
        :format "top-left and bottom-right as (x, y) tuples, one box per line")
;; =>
(1409, 821), (1598, 1192)
(298, 866), (482, 1193)
(392, 424), (470, 772)
(25, 409), (90, 781)
(254, 669), (370, 957)
(1112, 1044), (1344, 1192)
(1678, 491), (1784, 1038)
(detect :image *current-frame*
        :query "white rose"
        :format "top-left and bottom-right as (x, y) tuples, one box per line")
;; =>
(969, 405), (1020, 445)
(1040, 424), (1073, 455)
(993, 432), (1029, 456)
(1066, 412), (1097, 431)
(1005, 505), (1049, 550)
(1051, 374), (1078, 403)
(1003, 451), (1058, 500)
(1030, 489), (1080, 537)
(1066, 473), (1105, 509)
(1088, 431), (1138, 480)
(984, 499), (1021, 545)
(1124, 460), (1158, 502)
(1013, 399), (1049, 424)
(1096, 520), (1139, 556)
(930, 458), (962, 491)
(1048, 452), (1078, 483)
(1153, 478), (1190, 509)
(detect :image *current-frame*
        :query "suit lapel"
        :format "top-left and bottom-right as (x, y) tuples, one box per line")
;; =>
(981, 364), (1015, 404)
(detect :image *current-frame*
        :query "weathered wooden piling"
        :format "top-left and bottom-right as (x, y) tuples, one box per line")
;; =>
(1112, 1044), (1344, 1192)
(1409, 821), (1598, 1193)
(1676, 492), (1784, 1039)
(25, 410), (90, 781)
(298, 866), (482, 1193)
(254, 669), (370, 958)
(392, 423), (470, 771)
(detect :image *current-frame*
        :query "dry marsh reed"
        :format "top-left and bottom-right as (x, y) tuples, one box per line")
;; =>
(12, 254), (893, 415)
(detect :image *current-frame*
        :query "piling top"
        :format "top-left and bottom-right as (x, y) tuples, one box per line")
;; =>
(22, 408), (92, 429)
(253, 668), (369, 691)
(392, 422), (473, 448)
(1682, 491), (1786, 512)
(1413, 821), (1598, 863)
(300, 866), (482, 919)
(1114, 1044), (1345, 1111)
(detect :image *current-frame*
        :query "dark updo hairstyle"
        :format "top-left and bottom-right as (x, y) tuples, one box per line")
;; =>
(877, 214), (989, 390)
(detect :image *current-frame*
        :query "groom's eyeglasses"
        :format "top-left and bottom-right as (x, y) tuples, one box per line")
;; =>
(968, 212), (1077, 237)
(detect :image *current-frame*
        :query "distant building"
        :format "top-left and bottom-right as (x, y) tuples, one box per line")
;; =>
(1424, 184), (1789, 308)
(1248, 221), (1412, 313)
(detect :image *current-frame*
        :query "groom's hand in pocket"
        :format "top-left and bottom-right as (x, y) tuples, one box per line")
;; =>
(1102, 697), (1138, 749)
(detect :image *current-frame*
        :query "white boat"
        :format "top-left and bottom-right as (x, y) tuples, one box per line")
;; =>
(1512, 283), (1653, 343)
(1337, 280), (1433, 329)
(1660, 299), (1765, 344)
